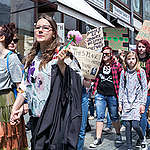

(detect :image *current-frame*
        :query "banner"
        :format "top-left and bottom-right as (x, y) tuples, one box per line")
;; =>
(136, 20), (150, 43)
(104, 28), (129, 51)
(85, 27), (104, 51)
(70, 46), (103, 79)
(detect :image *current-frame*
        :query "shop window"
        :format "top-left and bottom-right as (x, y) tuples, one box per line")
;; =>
(119, 0), (129, 6)
(10, 0), (35, 56)
(0, 0), (10, 25)
(133, 0), (142, 15)
(144, 0), (150, 20)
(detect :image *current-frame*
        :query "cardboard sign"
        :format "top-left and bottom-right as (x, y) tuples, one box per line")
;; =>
(85, 27), (104, 51)
(77, 34), (87, 48)
(136, 20), (150, 43)
(70, 46), (103, 79)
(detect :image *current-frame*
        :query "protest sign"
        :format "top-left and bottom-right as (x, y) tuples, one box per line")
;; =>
(85, 27), (104, 51)
(136, 20), (150, 43)
(70, 46), (103, 79)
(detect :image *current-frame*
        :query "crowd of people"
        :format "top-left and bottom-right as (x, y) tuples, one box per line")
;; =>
(0, 13), (149, 150)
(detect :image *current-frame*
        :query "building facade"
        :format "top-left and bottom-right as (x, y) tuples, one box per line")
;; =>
(0, 0), (149, 54)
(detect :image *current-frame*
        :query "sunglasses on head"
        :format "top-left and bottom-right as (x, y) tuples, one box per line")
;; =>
(12, 39), (19, 44)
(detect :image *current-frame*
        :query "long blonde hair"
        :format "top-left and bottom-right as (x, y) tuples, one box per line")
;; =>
(124, 51), (141, 71)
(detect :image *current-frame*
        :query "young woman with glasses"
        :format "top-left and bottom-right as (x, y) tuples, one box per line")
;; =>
(10, 14), (83, 150)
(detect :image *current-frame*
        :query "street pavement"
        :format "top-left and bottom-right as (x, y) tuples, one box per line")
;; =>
(24, 114), (150, 150)
(84, 118), (150, 150)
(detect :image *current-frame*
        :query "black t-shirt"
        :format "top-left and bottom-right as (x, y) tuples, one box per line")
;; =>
(139, 56), (148, 71)
(97, 65), (116, 96)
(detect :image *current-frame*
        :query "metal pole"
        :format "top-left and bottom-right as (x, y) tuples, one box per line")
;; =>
(106, 0), (110, 21)
(142, 0), (145, 20)
(130, 0), (134, 45)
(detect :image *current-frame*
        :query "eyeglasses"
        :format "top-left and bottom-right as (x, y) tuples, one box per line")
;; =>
(138, 46), (146, 48)
(12, 38), (19, 44)
(103, 53), (111, 57)
(34, 25), (52, 32)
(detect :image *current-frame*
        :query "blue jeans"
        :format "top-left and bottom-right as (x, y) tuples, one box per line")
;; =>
(106, 112), (112, 128)
(77, 91), (89, 150)
(140, 96), (150, 136)
(89, 97), (94, 116)
(95, 93), (119, 122)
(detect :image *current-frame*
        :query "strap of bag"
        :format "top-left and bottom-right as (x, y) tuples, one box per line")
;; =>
(6, 51), (13, 73)
(6, 51), (17, 98)
(124, 69), (142, 90)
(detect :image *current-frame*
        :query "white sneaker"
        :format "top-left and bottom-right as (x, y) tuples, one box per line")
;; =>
(115, 134), (122, 144)
(89, 138), (102, 148)
(141, 139), (148, 150)
(103, 127), (112, 134)
(88, 116), (94, 120)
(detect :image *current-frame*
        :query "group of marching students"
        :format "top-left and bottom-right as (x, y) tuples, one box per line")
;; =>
(0, 13), (149, 150)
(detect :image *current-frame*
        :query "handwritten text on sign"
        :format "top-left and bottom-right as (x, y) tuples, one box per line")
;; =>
(70, 46), (103, 79)
(86, 27), (104, 51)
(136, 20), (150, 43)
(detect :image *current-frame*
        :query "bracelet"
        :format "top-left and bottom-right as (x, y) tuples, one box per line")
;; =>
(17, 87), (24, 93)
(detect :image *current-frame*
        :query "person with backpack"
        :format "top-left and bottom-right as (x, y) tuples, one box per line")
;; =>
(0, 23), (28, 149)
(135, 40), (150, 143)
(118, 51), (148, 150)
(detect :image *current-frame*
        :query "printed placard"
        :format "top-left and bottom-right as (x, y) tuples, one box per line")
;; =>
(136, 20), (150, 43)
(85, 27), (104, 51)
(70, 46), (103, 79)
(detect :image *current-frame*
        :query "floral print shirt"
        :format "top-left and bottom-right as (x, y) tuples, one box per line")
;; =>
(20, 53), (57, 117)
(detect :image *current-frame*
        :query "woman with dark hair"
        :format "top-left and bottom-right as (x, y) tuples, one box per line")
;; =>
(135, 40), (150, 147)
(90, 46), (122, 148)
(10, 14), (83, 150)
(0, 23), (27, 149)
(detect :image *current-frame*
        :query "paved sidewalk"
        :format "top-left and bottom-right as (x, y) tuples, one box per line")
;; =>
(84, 119), (150, 150)
(24, 114), (150, 150)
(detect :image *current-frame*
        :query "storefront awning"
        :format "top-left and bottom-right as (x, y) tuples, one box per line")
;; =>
(56, 0), (115, 27)
(117, 19), (134, 31)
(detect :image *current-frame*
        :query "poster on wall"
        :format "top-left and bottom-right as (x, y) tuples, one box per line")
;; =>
(70, 46), (103, 79)
(136, 20), (150, 43)
(103, 28), (129, 51)
(57, 23), (65, 44)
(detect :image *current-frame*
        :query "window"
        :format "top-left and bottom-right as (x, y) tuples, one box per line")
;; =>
(0, 0), (10, 25)
(10, 0), (34, 55)
(144, 0), (150, 20)
(119, 0), (129, 6)
(133, 0), (142, 15)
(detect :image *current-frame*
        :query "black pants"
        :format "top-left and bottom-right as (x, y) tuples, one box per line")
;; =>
(124, 120), (144, 149)
(30, 116), (39, 150)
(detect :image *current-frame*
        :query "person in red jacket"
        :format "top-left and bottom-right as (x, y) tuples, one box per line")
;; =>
(90, 46), (122, 148)
(135, 40), (150, 147)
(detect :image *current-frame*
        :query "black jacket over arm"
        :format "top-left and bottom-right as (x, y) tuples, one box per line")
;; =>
(32, 64), (82, 150)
